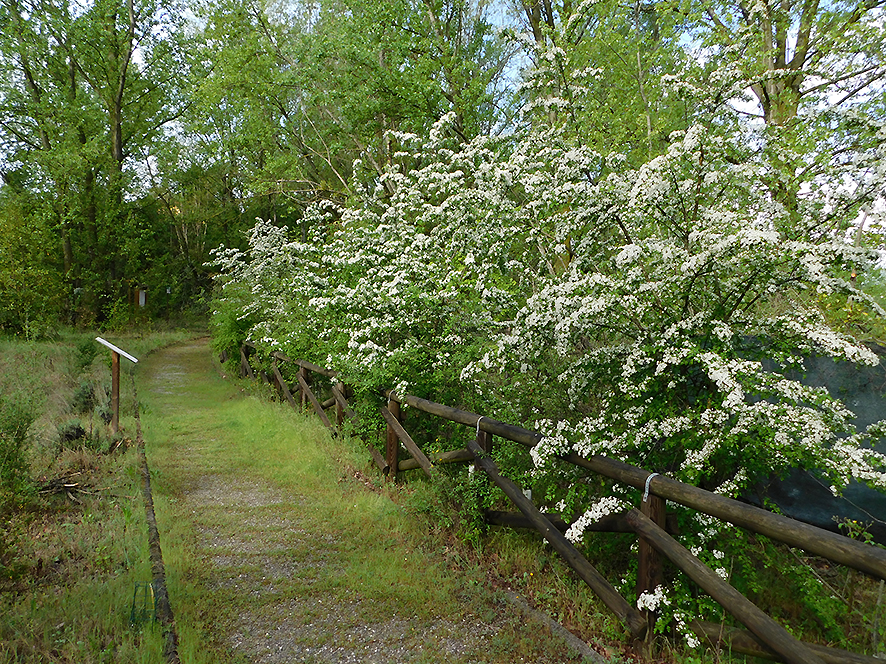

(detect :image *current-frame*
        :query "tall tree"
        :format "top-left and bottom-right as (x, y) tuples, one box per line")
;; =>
(0, 0), (190, 325)
(190, 0), (516, 210)
(512, 0), (695, 163)
(695, 0), (886, 126)
(0, 0), (103, 316)
(669, 0), (886, 241)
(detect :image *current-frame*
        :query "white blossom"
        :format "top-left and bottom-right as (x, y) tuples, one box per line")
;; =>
(565, 497), (626, 543)
(637, 585), (671, 611)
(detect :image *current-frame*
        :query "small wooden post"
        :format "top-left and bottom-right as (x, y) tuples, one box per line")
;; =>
(474, 423), (493, 521)
(331, 383), (355, 422)
(239, 345), (254, 379)
(296, 372), (333, 429)
(95, 337), (138, 435)
(272, 362), (298, 410)
(271, 355), (280, 395)
(478, 428), (493, 455)
(335, 383), (345, 427)
(386, 399), (400, 481)
(299, 366), (308, 409)
(381, 406), (434, 478)
(474, 423), (492, 471)
(111, 351), (120, 433)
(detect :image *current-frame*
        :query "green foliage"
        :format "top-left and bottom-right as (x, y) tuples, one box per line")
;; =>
(207, 281), (256, 363)
(0, 194), (62, 336)
(188, 0), (516, 220)
(0, 394), (35, 516)
(514, 0), (695, 163)
(403, 467), (497, 551)
(0, 0), (217, 328)
(817, 271), (886, 344)
(56, 419), (87, 446)
(75, 339), (99, 370)
(70, 380), (97, 414)
(101, 298), (134, 333)
(56, 419), (115, 455)
(0, 392), (35, 581)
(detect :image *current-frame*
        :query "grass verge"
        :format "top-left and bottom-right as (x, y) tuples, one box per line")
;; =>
(0, 328), (205, 664)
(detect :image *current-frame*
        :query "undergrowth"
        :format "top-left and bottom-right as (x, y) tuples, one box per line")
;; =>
(383, 453), (886, 662)
(0, 327), (203, 663)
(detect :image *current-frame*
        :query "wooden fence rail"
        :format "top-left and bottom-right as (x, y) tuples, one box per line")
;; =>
(385, 390), (886, 581)
(230, 342), (885, 664)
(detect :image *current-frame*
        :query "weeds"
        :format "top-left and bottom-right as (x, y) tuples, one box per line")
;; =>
(75, 339), (99, 371)
(70, 380), (97, 414)
(0, 327), (203, 663)
(0, 392), (36, 582)
(0, 393), (35, 513)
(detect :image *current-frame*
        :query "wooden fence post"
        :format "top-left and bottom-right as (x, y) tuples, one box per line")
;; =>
(271, 359), (298, 410)
(239, 344), (254, 379)
(271, 355), (281, 395)
(474, 418), (493, 471)
(636, 473), (666, 637)
(331, 383), (355, 423)
(335, 383), (344, 427)
(386, 399), (400, 481)
(381, 406), (435, 478)
(299, 366), (308, 409)
(479, 430), (492, 455)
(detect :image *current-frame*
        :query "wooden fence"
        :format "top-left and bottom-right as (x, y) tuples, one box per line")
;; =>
(229, 341), (886, 664)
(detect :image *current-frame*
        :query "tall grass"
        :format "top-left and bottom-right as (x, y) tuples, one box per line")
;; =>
(0, 328), (204, 664)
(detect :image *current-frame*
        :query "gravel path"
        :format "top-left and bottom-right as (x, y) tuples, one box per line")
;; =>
(138, 341), (600, 664)
(182, 476), (507, 663)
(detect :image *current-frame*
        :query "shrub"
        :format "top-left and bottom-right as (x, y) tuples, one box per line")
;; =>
(75, 339), (99, 371)
(0, 393), (35, 580)
(0, 394), (35, 516)
(70, 380), (97, 414)
(57, 419), (87, 446)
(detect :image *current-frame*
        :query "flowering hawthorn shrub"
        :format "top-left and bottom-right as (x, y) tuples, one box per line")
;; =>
(500, 125), (886, 493)
(211, 105), (886, 646)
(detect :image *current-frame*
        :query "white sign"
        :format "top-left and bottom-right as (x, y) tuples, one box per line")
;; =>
(95, 337), (139, 363)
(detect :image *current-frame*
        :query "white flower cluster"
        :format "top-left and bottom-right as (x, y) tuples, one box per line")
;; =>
(636, 585), (671, 612)
(210, 112), (886, 505)
(565, 496), (626, 543)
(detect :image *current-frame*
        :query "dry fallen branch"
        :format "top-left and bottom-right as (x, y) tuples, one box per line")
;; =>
(37, 471), (111, 500)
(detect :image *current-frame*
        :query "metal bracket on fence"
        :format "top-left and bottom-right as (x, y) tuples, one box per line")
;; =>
(643, 473), (660, 503)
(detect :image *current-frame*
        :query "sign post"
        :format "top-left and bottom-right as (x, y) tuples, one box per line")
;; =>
(95, 337), (139, 434)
